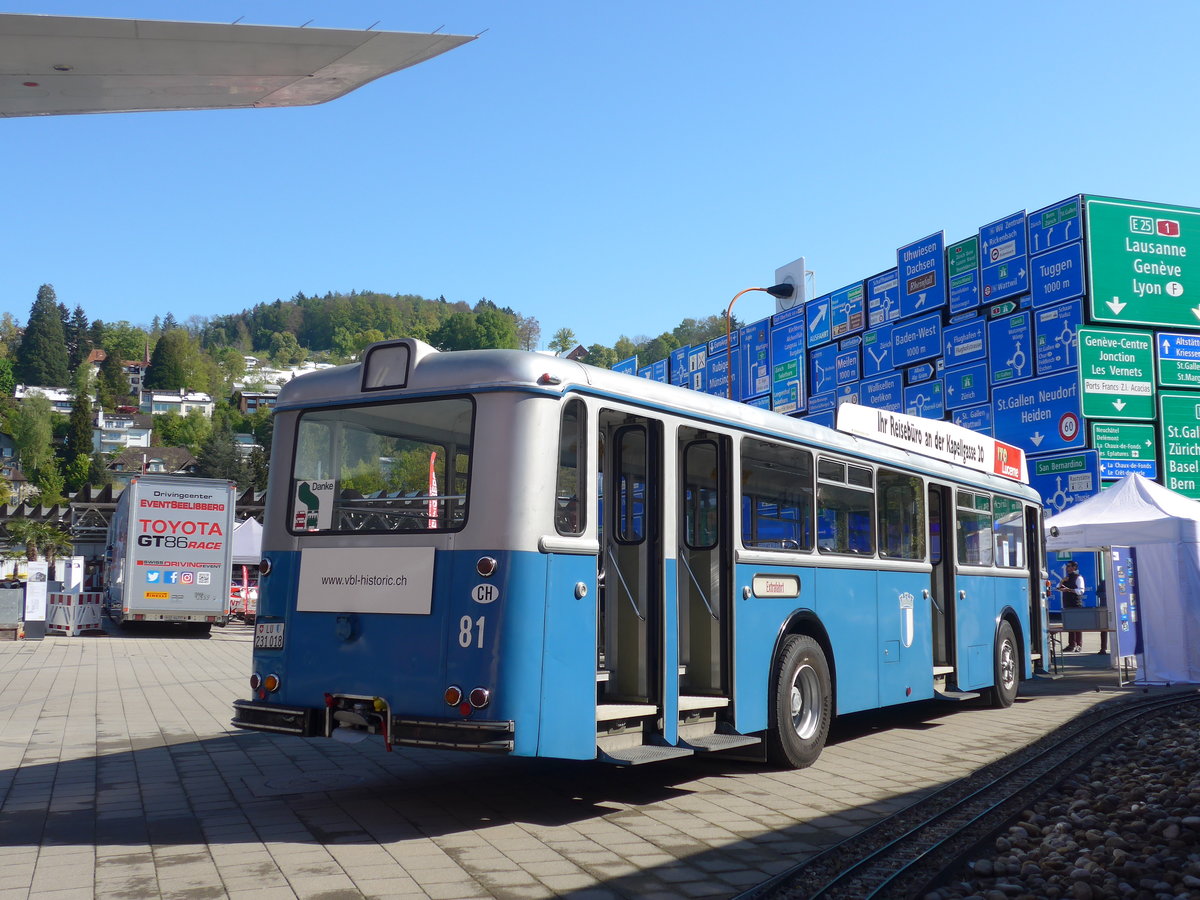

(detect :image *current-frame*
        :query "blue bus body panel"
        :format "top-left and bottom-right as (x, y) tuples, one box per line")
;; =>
(954, 573), (1030, 690)
(538, 552), (600, 760)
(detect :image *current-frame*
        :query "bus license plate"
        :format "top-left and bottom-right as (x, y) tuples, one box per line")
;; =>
(254, 622), (285, 649)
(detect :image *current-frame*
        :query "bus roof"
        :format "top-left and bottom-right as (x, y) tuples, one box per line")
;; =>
(0, 14), (474, 117)
(275, 339), (1042, 503)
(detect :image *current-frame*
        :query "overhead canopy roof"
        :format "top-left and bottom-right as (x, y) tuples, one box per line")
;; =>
(0, 13), (474, 117)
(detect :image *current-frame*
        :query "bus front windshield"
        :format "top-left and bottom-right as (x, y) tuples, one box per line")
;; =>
(289, 397), (473, 534)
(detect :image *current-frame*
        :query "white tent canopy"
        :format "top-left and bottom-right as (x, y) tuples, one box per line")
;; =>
(231, 518), (263, 566)
(1045, 473), (1200, 683)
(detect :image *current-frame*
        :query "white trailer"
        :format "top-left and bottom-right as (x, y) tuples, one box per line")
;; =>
(104, 475), (237, 633)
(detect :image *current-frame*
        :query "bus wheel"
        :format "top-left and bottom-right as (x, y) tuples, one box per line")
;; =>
(766, 634), (831, 769)
(990, 620), (1019, 709)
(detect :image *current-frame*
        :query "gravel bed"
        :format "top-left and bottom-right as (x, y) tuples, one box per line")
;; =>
(925, 702), (1200, 900)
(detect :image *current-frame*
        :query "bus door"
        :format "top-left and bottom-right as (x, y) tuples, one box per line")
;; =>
(927, 483), (959, 689)
(676, 429), (749, 752)
(596, 411), (689, 763)
(1025, 504), (1049, 670)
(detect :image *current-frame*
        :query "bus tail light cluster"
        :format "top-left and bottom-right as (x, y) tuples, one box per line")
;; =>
(249, 672), (281, 697)
(444, 684), (491, 715)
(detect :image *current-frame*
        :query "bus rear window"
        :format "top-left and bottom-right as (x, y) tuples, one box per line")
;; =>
(290, 397), (473, 534)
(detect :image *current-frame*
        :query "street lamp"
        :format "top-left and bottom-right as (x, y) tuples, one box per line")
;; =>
(725, 283), (795, 399)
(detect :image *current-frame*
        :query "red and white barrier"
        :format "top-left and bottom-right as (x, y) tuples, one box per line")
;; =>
(46, 592), (105, 636)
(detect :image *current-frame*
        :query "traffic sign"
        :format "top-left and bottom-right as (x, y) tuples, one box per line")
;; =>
(1027, 195), (1082, 255)
(867, 268), (900, 327)
(1035, 299), (1082, 375)
(806, 391), (837, 428)
(735, 319), (771, 401)
(891, 312), (942, 366)
(988, 311), (1033, 385)
(906, 362), (934, 384)
(904, 379), (943, 419)
(992, 370), (1083, 455)
(943, 317), (988, 368)
(810, 343), (839, 396)
(1085, 195), (1200, 329)
(862, 324), (893, 378)
(953, 402), (993, 435)
(1090, 421), (1158, 479)
(860, 372), (903, 411)
(686, 346), (707, 391)
(704, 345), (729, 397)
(807, 293), (832, 347)
(980, 211), (1029, 302)
(1159, 392), (1200, 498)
(830, 281), (865, 339)
(948, 235), (981, 315)
(944, 362), (989, 410)
(614, 355), (639, 375)
(1029, 450), (1100, 516)
(669, 346), (689, 386)
(769, 307), (806, 414)
(897, 232), (946, 319)
(1156, 330), (1200, 388)
(835, 346), (860, 386)
(1077, 328), (1155, 419)
(1031, 241), (1085, 308)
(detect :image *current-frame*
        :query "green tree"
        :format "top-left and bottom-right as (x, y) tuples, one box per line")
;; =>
(66, 368), (94, 461)
(11, 393), (55, 477)
(584, 344), (618, 369)
(268, 331), (305, 366)
(66, 305), (91, 371)
(97, 350), (130, 410)
(195, 425), (245, 486)
(548, 327), (577, 356)
(430, 312), (480, 351)
(144, 329), (201, 390)
(613, 336), (637, 362)
(0, 358), (14, 397)
(516, 315), (541, 352)
(476, 308), (519, 350)
(14, 285), (70, 387)
(0, 312), (20, 359)
(153, 409), (211, 454)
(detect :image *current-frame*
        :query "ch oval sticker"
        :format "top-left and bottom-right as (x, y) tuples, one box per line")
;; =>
(471, 583), (500, 604)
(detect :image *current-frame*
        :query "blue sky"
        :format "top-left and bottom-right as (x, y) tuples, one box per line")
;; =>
(6, 1), (1200, 351)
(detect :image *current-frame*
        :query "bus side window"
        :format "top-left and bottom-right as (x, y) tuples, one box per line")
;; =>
(817, 459), (875, 556)
(956, 490), (994, 566)
(739, 438), (813, 551)
(555, 399), (586, 536)
(992, 495), (1025, 568)
(877, 469), (926, 560)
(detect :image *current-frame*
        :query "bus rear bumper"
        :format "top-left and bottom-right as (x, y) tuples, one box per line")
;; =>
(232, 699), (321, 736)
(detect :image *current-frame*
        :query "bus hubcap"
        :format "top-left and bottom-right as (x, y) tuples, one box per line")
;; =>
(790, 664), (820, 740)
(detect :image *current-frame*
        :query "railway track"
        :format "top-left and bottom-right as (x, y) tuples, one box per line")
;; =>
(740, 689), (1200, 900)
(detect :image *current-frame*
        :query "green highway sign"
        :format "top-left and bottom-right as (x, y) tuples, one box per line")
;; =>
(948, 235), (979, 276)
(1085, 195), (1200, 329)
(1089, 421), (1157, 479)
(1077, 327), (1155, 419)
(1159, 392), (1200, 499)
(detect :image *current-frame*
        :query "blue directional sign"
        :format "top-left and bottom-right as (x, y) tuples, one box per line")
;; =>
(860, 372), (903, 411)
(835, 346), (860, 386)
(705, 347), (729, 397)
(905, 379), (943, 419)
(669, 346), (689, 386)
(613, 355), (639, 376)
(686, 345), (707, 391)
(906, 362), (934, 384)
(897, 232), (946, 319)
(1155, 331), (1200, 389)
(943, 317), (988, 368)
(1035, 299), (1083, 375)
(992, 370), (1083, 455)
(830, 281), (866, 339)
(769, 305), (806, 414)
(735, 318), (771, 401)
(837, 384), (859, 406)
(1027, 195), (1082, 255)
(867, 268), (900, 327)
(891, 312), (943, 366)
(806, 293), (832, 347)
(953, 402), (993, 435)
(1029, 450), (1100, 518)
(980, 211), (1029, 303)
(1031, 241), (1085, 308)
(810, 343), (839, 395)
(806, 391), (837, 428)
(638, 359), (668, 382)
(944, 362), (989, 410)
(861, 324), (893, 378)
(988, 311), (1033, 385)
(948, 235), (981, 316)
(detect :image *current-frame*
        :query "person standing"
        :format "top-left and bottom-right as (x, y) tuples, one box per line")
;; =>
(1057, 560), (1086, 652)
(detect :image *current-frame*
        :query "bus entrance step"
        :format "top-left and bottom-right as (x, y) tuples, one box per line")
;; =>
(597, 744), (695, 766)
(935, 688), (981, 701)
(681, 733), (760, 752)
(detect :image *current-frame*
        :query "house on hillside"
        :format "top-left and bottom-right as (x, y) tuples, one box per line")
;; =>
(14, 385), (74, 414)
(92, 409), (153, 455)
(105, 446), (199, 485)
(139, 388), (214, 418)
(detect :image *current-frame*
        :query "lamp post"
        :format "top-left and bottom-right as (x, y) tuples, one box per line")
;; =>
(725, 283), (795, 399)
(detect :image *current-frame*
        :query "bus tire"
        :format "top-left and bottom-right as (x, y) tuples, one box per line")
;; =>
(766, 634), (831, 769)
(990, 620), (1019, 709)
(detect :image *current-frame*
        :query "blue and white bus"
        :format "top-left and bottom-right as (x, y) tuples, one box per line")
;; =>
(233, 338), (1049, 768)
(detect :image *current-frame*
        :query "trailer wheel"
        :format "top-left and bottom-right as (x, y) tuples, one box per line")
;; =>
(989, 620), (1019, 709)
(766, 634), (832, 769)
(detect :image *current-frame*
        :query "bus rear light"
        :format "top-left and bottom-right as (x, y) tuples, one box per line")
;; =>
(458, 702), (472, 717)
(324, 693), (336, 707)
(263, 674), (281, 693)
(249, 673), (262, 691)
(443, 685), (463, 706)
(468, 687), (490, 709)
(537, 373), (562, 385)
(476, 557), (498, 577)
